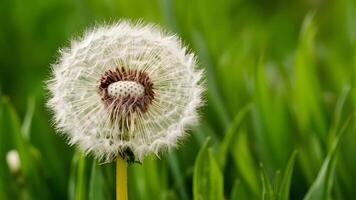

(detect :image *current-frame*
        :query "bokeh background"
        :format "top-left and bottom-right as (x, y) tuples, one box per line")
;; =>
(1, 0), (355, 199)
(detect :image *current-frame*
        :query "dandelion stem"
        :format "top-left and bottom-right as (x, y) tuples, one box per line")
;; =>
(116, 156), (128, 200)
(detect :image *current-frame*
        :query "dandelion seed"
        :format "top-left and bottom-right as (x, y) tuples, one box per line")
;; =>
(47, 20), (204, 162)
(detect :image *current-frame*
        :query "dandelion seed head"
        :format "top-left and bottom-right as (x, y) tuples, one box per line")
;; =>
(47, 20), (204, 162)
(6, 150), (21, 174)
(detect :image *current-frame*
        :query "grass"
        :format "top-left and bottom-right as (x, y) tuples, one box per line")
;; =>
(0, 0), (355, 199)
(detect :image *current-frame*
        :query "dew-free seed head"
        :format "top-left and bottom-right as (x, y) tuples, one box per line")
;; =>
(47, 21), (204, 162)
(6, 150), (21, 174)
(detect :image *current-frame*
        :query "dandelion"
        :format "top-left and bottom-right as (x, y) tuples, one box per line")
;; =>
(6, 150), (21, 174)
(47, 20), (204, 199)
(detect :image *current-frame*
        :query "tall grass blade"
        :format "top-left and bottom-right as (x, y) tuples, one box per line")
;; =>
(218, 103), (252, 169)
(303, 115), (354, 200)
(260, 164), (274, 200)
(279, 151), (298, 200)
(193, 137), (224, 200)
(231, 130), (260, 196)
(89, 161), (105, 200)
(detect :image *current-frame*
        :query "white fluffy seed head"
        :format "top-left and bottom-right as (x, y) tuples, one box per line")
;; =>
(108, 81), (145, 98)
(47, 20), (204, 162)
(6, 150), (21, 174)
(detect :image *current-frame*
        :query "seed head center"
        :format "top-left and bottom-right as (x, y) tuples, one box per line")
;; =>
(107, 81), (145, 98)
(98, 67), (155, 121)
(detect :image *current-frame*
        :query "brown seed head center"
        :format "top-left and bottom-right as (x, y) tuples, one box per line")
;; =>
(98, 67), (155, 121)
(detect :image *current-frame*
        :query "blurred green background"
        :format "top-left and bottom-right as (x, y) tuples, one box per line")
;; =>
(0, 0), (355, 199)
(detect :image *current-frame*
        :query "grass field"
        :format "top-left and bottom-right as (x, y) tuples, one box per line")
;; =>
(0, 0), (355, 199)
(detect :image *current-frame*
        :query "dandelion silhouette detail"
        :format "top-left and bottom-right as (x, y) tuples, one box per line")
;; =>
(47, 21), (204, 162)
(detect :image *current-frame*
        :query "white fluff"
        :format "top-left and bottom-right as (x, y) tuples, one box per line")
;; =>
(47, 20), (204, 162)
(6, 150), (21, 173)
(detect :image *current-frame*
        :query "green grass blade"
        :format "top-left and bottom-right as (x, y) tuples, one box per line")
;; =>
(0, 97), (13, 199)
(230, 179), (249, 200)
(167, 153), (189, 200)
(192, 32), (231, 128)
(231, 130), (260, 196)
(293, 13), (326, 137)
(21, 97), (35, 139)
(76, 153), (87, 200)
(129, 156), (169, 200)
(328, 86), (351, 146)
(260, 164), (275, 200)
(69, 151), (89, 200)
(68, 151), (78, 200)
(303, 148), (337, 200)
(193, 137), (224, 200)
(279, 151), (297, 200)
(89, 161), (105, 200)
(218, 103), (252, 169)
(303, 115), (354, 200)
(293, 13), (326, 184)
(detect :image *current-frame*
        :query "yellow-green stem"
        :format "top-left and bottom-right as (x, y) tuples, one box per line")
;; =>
(116, 156), (128, 200)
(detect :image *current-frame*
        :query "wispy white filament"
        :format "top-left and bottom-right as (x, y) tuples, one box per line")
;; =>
(47, 21), (204, 162)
